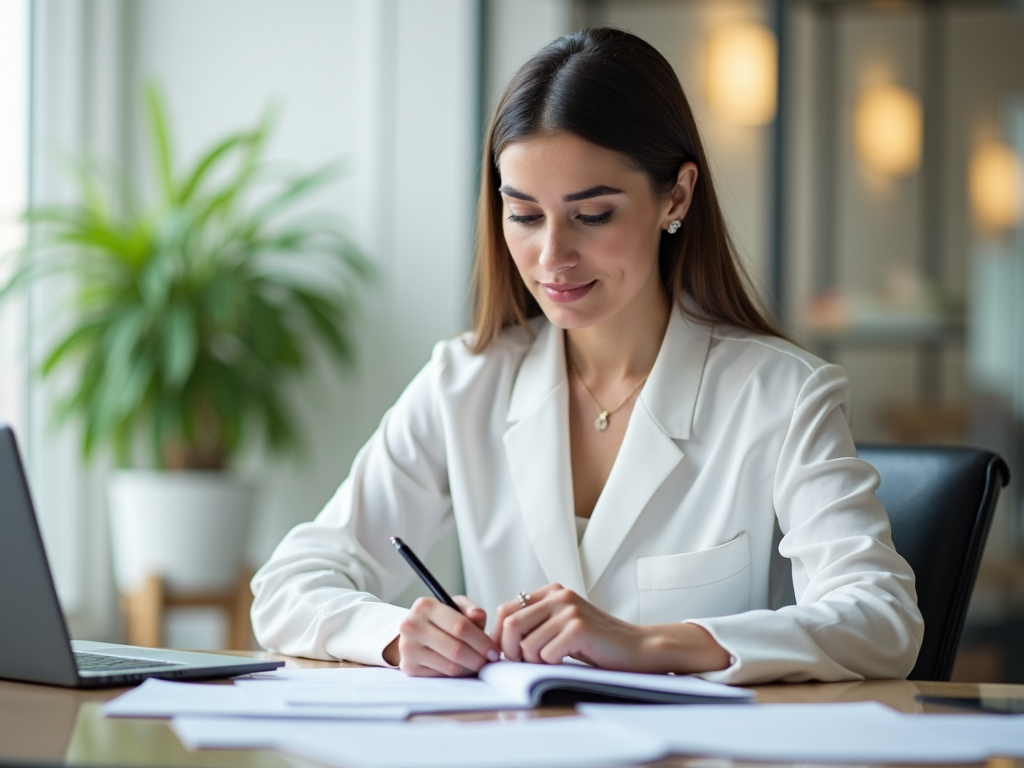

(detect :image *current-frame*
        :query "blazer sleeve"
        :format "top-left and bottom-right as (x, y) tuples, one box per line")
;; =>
(250, 348), (452, 666)
(688, 363), (925, 684)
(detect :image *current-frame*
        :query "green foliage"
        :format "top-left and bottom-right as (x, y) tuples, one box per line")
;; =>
(1, 85), (371, 469)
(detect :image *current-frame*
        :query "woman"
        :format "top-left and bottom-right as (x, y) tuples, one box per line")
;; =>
(251, 28), (922, 685)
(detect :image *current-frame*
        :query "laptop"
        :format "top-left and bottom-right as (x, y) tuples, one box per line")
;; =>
(0, 424), (283, 687)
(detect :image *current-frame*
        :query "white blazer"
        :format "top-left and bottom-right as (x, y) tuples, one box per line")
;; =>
(251, 306), (923, 684)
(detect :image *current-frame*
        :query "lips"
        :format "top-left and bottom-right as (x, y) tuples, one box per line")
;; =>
(541, 281), (596, 303)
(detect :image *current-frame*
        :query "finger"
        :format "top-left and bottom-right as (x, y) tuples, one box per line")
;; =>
(517, 610), (568, 664)
(491, 582), (561, 647)
(453, 596), (488, 630)
(431, 601), (499, 663)
(498, 603), (553, 662)
(537, 618), (588, 665)
(420, 616), (491, 672)
(491, 601), (516, 648)
(401, 642), (476, 677)
(401, 599), (493, 672)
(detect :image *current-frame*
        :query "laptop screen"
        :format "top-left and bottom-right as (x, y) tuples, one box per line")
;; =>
(0, 425), (80, 686)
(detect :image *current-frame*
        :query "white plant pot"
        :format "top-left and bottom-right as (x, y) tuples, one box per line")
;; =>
(107, 470), (253, 595)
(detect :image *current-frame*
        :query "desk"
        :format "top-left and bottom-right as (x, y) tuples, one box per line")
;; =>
(1, 651), (1022, 768)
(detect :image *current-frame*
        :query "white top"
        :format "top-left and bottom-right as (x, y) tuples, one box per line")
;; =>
(575, 516), (590, 545)
(251, 306), (923, 685)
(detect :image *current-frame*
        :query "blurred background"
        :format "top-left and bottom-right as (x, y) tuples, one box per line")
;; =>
(0, 0), (1022, 681)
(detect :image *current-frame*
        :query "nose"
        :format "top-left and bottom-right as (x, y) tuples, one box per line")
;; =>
(537, 220), (577, 273)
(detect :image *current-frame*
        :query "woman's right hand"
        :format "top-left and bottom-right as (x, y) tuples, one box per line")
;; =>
(383, 595), (500, 676)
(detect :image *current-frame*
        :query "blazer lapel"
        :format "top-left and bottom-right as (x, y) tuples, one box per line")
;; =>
(503, 323), (588, 597)
(579, 308), (713, 591)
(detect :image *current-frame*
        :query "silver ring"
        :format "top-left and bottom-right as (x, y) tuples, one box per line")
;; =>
(516, 591), (531, 609)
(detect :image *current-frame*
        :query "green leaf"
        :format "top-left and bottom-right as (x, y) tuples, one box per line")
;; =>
(250, 164), (342, 223)
(40, 320), (105, 375)
(176, 133), (249, 204)
(163, 303), (197, 388)
(144, 84), (176, 204)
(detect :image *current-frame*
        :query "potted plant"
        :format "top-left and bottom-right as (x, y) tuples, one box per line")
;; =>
(1, 86), (370, 602)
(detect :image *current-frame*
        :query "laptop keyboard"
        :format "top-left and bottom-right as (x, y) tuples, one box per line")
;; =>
(74, 651), (182, 671)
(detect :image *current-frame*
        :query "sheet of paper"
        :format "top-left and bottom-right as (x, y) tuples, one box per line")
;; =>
(580, 702), (990, 764)
(102, 678), (408, 720)
(172, 714), (667, 768)
(239, 667), (523, 710)
(239, 668), (373, 682)
(479, 659), (753, 704)
(913, 714), (1024, 757)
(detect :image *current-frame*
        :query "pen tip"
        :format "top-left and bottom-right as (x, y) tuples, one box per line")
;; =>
(390, 536), (399, 547)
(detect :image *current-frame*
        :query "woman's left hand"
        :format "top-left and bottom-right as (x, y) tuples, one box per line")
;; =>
(491, 583), (732, 674)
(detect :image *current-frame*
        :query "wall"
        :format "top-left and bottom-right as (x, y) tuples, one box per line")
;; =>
(484, 0), (573, 114)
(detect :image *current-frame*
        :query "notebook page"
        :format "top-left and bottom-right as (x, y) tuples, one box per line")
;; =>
(478, 660), (753, 705)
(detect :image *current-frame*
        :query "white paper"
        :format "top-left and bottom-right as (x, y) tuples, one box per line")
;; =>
(172, 714), (667, 768)
(242, 667), (523, 710)
(580, 702), (990, 764)
(913, 714), (1024, 757)
(102, 678), (408, 720)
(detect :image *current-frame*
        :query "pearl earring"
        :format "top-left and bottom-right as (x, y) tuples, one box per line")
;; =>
(667, 219), (682, 234)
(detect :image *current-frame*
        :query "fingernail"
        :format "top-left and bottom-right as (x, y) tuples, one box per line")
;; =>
(486, 649), (500, 662)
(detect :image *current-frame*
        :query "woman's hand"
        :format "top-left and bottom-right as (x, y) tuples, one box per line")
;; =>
(491, 583), (732, 674)
(383, 595), (500, 677)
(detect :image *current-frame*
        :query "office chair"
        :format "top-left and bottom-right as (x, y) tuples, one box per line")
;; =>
(857, 444), (1011, 681)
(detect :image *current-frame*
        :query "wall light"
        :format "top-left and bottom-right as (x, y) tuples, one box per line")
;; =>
(705, 22), (777, 127)
(969, 142), (1024, 231)
(854, 84), (922, 176)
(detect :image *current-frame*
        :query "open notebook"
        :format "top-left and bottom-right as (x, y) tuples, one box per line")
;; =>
(477, 660), (752, 706)
(252, 661), (753, 711)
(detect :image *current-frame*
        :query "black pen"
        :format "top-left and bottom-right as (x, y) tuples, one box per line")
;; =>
(390, 536), (462, 613)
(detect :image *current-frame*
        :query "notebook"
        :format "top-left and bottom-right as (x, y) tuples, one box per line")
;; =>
(477, 659), (752, 706)
(258, 659), (753, 709)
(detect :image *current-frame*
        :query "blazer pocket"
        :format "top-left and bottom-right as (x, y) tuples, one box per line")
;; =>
(637, 532), (751, 624)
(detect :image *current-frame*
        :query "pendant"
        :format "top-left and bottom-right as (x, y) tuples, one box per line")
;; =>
(595, 411), (609, 431)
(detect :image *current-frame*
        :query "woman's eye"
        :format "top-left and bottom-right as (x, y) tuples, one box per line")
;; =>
(507, 213), (542, 226)
(577, 210), (613, 226)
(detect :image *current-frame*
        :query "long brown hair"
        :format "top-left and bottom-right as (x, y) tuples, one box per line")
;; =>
(470, 27), (783, 353)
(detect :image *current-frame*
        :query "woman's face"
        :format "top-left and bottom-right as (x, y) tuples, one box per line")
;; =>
(497, 132), (692, 333)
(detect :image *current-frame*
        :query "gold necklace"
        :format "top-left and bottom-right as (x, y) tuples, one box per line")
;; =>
(570, 362), (649, 431)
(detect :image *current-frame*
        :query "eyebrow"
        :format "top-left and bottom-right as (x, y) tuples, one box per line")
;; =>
(498, 184), (624, 203)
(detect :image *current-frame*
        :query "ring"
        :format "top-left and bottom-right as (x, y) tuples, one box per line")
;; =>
(516, 591), (531, 609)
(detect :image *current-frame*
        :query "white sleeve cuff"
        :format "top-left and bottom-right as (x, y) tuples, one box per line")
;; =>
(322, 601), (409, 667)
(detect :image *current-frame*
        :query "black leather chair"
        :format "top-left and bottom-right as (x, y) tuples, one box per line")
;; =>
(857, 444), (1010, 681)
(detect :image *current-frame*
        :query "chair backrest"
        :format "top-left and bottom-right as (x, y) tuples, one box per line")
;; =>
(857, 444), (1010, 681)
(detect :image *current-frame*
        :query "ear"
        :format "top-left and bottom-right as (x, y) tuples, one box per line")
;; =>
(662, 162), (699, 231)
